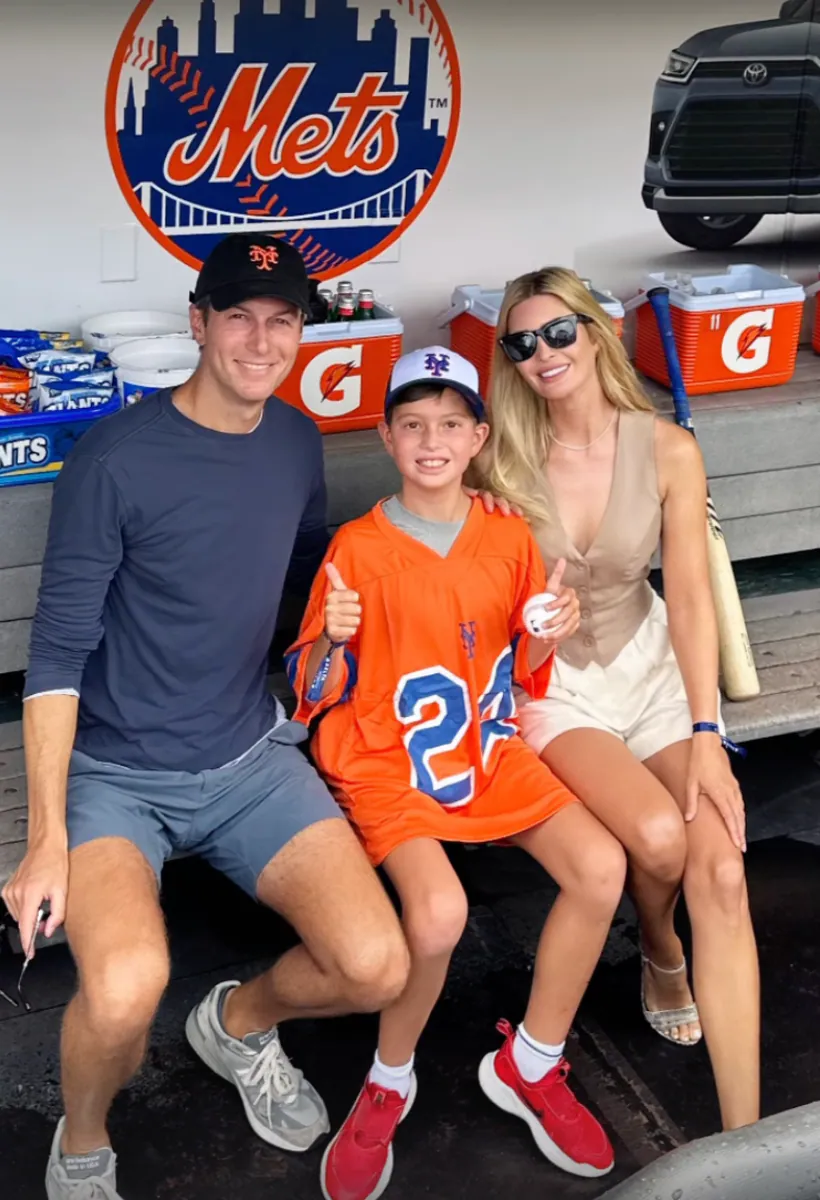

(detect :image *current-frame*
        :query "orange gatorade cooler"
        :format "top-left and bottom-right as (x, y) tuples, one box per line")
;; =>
(635, 265), (805, 395)
(807, 271), (820, 354)
(447, 283), (625, 400)
(277, 301), (403, 434)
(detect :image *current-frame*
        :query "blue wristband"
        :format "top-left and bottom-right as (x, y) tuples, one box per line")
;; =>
(306, 634), (347, 704)
(692, 721), (746, 758)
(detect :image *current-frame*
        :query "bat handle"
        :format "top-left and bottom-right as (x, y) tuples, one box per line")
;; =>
(646, 286), (694, 428)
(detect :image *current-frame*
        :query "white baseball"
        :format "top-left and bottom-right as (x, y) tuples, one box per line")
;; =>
(523, 593), (560, 637)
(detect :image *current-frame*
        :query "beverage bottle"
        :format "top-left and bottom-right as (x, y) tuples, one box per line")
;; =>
(330, 282), (354, 322)
(354, 289), (376, 320)
(318, 288), (335, 324)
(335, 295), (356, 324)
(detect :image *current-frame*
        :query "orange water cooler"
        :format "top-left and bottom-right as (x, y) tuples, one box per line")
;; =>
(807, 271), (820, 354)
(278, 303), (403, 434)
(635, 265), (805, 395)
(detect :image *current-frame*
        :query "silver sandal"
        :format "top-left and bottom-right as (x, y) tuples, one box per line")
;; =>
(640, 953), (702, 1046)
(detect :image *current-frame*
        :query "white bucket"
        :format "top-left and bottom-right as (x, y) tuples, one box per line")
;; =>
(110, 337), (200, 405)
(82, 310), (190, 354)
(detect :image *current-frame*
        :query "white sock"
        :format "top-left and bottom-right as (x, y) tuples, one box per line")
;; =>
(512, 1024), (564, 1083)
(368, 1050), (415, 1099)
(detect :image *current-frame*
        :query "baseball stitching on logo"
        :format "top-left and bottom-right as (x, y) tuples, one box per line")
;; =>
(398, 0), (452, 79)
(123, 35), (347, 274)
(112, 1), (459, 279)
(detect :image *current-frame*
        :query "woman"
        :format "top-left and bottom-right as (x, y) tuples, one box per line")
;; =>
(476, 267), (759, 1132)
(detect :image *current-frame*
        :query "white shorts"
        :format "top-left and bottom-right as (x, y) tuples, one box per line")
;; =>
(517, 591), (721, 764)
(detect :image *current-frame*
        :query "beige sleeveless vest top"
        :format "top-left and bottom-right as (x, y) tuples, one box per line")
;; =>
(534, 410), (661, 670)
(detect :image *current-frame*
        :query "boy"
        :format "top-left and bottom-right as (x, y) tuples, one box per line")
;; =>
(285, 348), (625, 1199)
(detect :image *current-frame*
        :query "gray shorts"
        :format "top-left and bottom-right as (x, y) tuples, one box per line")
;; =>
(66, 721), (343, 898)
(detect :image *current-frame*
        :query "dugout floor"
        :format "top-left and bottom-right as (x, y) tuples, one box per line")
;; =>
(1, 730), (820, 1200)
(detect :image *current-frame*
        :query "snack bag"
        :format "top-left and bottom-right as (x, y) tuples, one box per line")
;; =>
(19, 348), (97, 375)
(38, 386), (116, 413)
(0, 367), (33, 415)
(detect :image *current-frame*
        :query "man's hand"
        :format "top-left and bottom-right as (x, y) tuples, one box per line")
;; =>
(324, 562), (362, 646)
(1, 839), (68, 959)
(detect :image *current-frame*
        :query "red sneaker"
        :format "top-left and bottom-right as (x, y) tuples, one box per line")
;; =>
(478, 1020), (614, 1178)
(320, 1075), (418, 1200)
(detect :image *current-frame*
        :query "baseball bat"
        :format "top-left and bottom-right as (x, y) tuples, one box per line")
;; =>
(646, 287), (760, 701)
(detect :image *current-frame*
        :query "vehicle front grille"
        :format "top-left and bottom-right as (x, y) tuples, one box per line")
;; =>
(665, 98), (820, 179)
(691, 58), (818, 81)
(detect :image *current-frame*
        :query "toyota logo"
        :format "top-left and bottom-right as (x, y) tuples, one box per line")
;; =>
(743, 62), (768, 86)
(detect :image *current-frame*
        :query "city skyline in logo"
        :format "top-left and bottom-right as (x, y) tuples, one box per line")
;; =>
(116, 0), (452, 139)
(107, 0), (460, 277)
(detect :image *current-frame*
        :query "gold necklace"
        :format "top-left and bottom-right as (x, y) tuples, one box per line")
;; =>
(550, 410), (617, 451)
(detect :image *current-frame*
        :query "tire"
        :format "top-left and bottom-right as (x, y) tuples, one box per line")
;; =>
(657, 212), (762, 252)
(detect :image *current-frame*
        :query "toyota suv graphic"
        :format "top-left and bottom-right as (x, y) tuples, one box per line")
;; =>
(643, 0), (820, 250)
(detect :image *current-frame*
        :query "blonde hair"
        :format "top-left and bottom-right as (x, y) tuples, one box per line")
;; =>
(478, 267), (654, 526)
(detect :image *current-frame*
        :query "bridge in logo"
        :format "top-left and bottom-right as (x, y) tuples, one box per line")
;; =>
(135, 170), (432, 236)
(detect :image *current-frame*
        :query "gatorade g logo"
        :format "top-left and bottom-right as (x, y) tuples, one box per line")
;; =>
(301, 345), (363, 417)
(721, 309), (774, 375)
(107, 1), (461, 279)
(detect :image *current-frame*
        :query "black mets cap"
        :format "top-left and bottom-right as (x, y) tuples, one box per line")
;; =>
(189, 233), (311, 315)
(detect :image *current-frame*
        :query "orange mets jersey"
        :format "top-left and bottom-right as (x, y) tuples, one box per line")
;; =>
(286, 499), (577, 864)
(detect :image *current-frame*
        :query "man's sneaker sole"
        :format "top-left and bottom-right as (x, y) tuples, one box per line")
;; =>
(320, 1074), (418, 1200)
(185, 1005), (329, 1153)
(478, 1052), (612, 1179)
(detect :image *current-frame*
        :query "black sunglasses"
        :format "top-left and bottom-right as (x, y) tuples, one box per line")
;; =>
(498, 313), (593, 363)
(0, 900), (51, 1011)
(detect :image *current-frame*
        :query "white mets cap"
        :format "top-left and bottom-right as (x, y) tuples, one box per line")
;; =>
(384, 345), (486, 421)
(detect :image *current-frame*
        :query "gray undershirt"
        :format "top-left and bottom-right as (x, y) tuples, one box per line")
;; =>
(382, 495), (465, 556)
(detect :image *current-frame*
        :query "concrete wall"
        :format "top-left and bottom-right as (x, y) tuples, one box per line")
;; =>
(1, 0), (797, 350)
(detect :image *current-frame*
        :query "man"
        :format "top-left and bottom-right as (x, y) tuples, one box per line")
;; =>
(1, 233), (409, 1200)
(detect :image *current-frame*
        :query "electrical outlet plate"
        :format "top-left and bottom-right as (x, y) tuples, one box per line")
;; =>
(369, 239), (401, 265)
(101, 225), (138, 283)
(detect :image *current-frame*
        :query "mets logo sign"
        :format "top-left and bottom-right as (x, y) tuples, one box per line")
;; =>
(106, 0), (461, 279)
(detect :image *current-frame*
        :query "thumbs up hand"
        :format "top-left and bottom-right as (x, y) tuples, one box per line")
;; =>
(545, 557), (567, 598)
(522, 559), (580, 645)
(324, 562), (362, 645)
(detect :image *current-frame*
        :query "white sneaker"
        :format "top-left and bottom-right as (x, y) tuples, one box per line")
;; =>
(186, 979), (330, 1152)
(45, 1118), (123, 1199)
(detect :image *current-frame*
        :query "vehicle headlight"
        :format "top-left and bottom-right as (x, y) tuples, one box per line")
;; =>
(661, 50), (697, 83)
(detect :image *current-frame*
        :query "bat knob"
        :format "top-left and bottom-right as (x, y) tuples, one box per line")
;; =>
(646, 286), (671, 300)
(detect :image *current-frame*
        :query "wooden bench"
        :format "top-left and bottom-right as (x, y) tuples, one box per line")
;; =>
(2, 349), (820, 891)
(1, 587), (818, 890)
(720, 586), (820, 742)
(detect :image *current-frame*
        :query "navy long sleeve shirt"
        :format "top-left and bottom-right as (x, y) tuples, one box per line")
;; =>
(24, 389), (329, 772)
